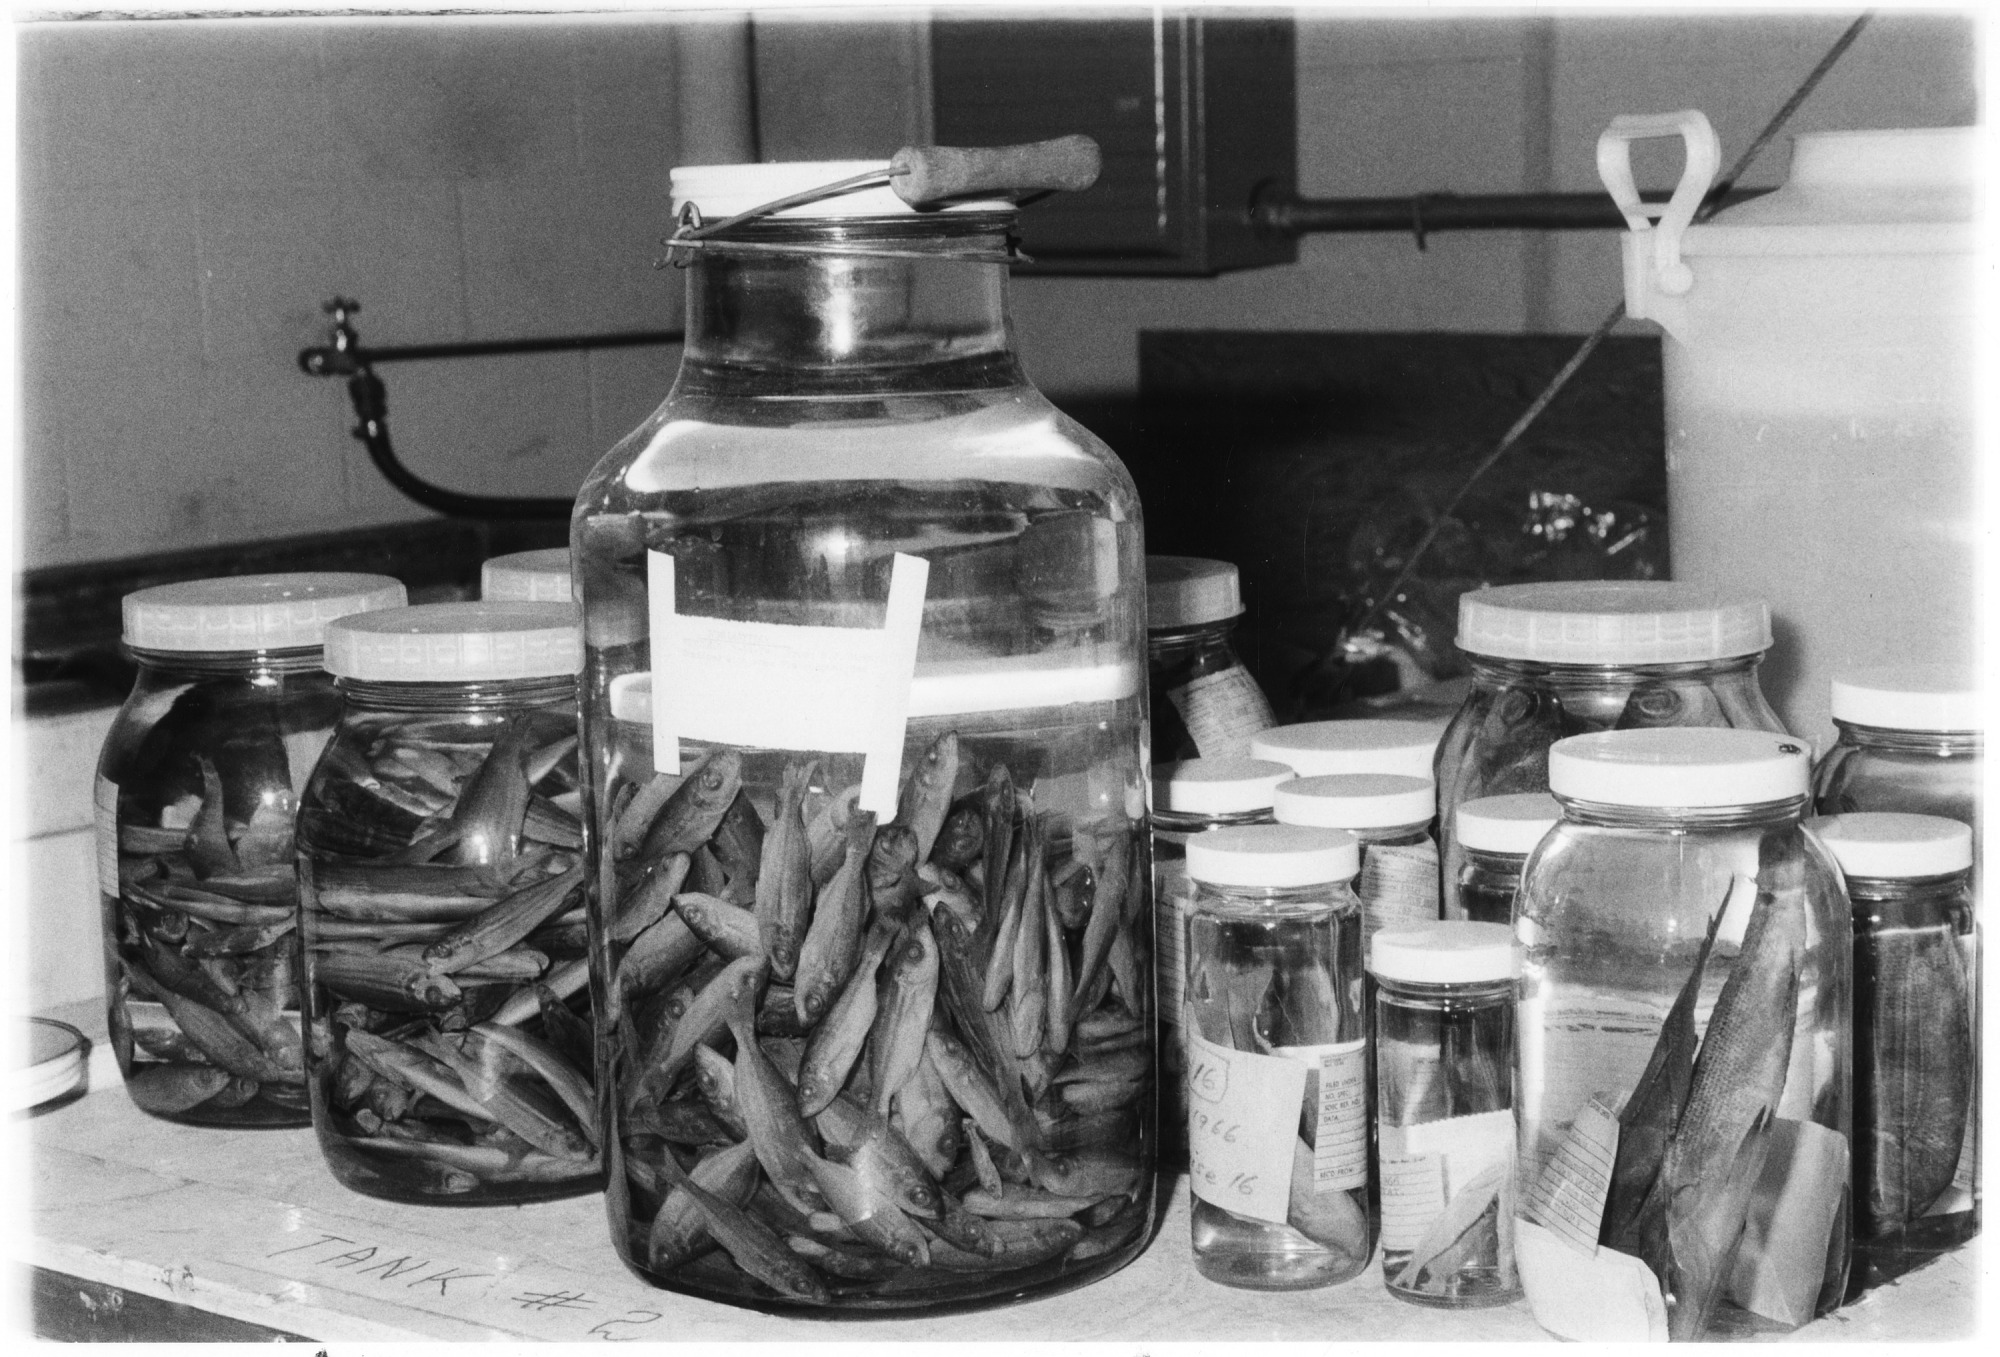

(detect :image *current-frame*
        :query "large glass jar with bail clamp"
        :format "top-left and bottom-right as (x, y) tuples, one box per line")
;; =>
(1436, 581), (1783, 921)
(572, 158), (1153, 1312)
(1512, 728), (1851, 1343)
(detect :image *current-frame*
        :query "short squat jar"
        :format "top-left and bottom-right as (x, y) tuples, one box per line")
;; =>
(1450, 792), (1560, 925)
(1274, 773), (1438, 944)
(1184, 825), (1373, 1289)
(1370, 921), (1522, 1308)
(1513, 729), (1851, 1343)
(1808, 812), (1978, 1275)
(296, 602), (595, 1204)
(1815, 667), (1981, 881)
(1436, 581), (1781, 919)
(1146, 556), (1276, 762)
(1152, 756), (1291, 1166)
(97, 572), (404, 1126)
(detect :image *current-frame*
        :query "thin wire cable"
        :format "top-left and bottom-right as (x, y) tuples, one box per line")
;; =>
(1343, 11), (1873, 643)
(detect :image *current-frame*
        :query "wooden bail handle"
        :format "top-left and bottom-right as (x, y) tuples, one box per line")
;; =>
(890, 135), (1102, 206)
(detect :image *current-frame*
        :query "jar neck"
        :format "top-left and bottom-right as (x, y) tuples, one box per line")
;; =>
(1191, 878), (1359, 917)
(1153, 806), (1274, 833)
(1463, 847), (1529, 873)
(676, 216), (1024, 398)
(1375, 976), (1517, 1002)
(131, 645), (325, 680)
(1351, 822), (1432, 845)
(336, 676), (577, 712)
(1466, 652), (1762, 688)
(1557, 795), (1807, 831)
(1147, 620), (1239, 665)
(1832, 718), (1982, 756)
(1843, 870), (1972, 904)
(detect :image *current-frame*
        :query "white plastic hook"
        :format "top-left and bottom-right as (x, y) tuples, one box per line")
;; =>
(1595, 110), (1722, 298)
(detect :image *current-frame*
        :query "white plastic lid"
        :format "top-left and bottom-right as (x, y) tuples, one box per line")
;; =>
(1830, 665), (1980, 733)
(1456, 581), (1770, 664)
(1147, 556), (1243, 629)
(1549, 728), (1810, 808)
(122, 572), (406, 652)
(324, 602), (582, 683)
(1185, 824), (1361, 888)
(670, 160), (1013, 221)
(1153, 758), (1293, 816)
(1250, 719), (1446, 779)
(1272, 774), (1435, 830)
(1456, 792), (1563, 856)
(1806, 812), (1973, 879)
(481, 548), (574, 604)
(1369, 922), (1520, 984)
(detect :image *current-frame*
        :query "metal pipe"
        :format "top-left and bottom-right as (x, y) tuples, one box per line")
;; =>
(300, 326), (683, 376)
(1249, 185), (1770, 245)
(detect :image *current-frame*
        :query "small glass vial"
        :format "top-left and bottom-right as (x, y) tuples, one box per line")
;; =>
(1815, 667), (1981, 885)
(1147, 556), (1276, 762)
(1252, 717), (1447, 780)
(1451, 793), (1560, 925)
(1370, 921), (1522, 1308)
(97, 572), (405, 1126)
(1152, 757), (1291, 1167)
(1273, 773), (1439, 944)
(1184, 825), (1374, 1289)
(297, 602), (592, 1205)
(1807, 812), (1978, 1279)
(480, 547), (574, 603)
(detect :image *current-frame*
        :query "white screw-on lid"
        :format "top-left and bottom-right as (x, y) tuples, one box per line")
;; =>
(1250, 718), (1446, 779)
(1806, 812), (1973, 879)
(1273, 774), (1435, 830)
(670, 160), (1014, 221)
(1457, 581), (1771, 664)
(1185, 824), (1361, 888)
(481, 548), (574, 604)
(1549, 728), (1810, 808)
(325, 602), (582, 683)
(1147, 556), (1243, 630)
(1370, 922), (1520, 984)
(1456, 792), (1563, 855)
(1152, 758), (1293, 816)
(122, 572), (406, 653)
(1830, 666), (1980, 733)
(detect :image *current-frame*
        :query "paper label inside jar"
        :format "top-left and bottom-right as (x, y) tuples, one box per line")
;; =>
(1272, 1038), (1372, 1193)
(1166, 664), (1275, 759)
(1380, 1108), (1517, 1251)
(1360, 839), (1440, 940)
(647, 549), (928, 816)
(94, 774), (121, 899)
(1520, 1094), (1620, 1255)
(1185, 1031), (1308, 1223)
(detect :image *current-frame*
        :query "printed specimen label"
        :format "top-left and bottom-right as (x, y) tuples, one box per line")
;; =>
(1167, 666), (1274, 760)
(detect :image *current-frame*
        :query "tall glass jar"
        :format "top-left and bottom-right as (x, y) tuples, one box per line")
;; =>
(1152, 756), (1291, 1167)
(1370, 921), (1522, 1308)
(1251, 718), (1445, 780)
(296, 603), (594, 1204)
(97, 573), (404, 1126)
(571, 162), (1153, 1312)
(482, 547), (574, 603)
(1273, 773), (1439, 944)
(1513, 729), (1851, 1342)
(1451, 793), (1559, 925)
(1806, 812), (1978, 1279)
(1146, 556), (1275, 762)
(1436, 582), (1781, 919)
(1814, 667), (1981, 885)
(1183, 825), (1373, 1289)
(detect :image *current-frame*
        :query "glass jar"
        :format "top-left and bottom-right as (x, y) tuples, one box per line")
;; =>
(97, 572), (405, 1126)
(1436, 582), (1782, 920)
(1814, 667), (1981, 885)
(1273, 773), (1438, 945)
(571, 161), (1154, 1312)
(1513, 728), (1850, 1342)
(296, 602), (593, 1205)
(1151, 756), (1291, 1167)
(1146, 556), (1276, 762)
(482, 547), (574, 603)
(1251, 717), (1446, 781)
(1451, 793), (1560, 925)
(1369, 921), (1522, 1308)
(1806, 812), (1978, 1279)
(1183, 825), (1373, 1289)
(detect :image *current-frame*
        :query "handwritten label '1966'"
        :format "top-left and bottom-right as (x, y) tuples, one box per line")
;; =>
(1185, 1030), (1308, 1225)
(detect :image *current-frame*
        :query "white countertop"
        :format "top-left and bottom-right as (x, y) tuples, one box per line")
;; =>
(20, 1001), (1979, 1343)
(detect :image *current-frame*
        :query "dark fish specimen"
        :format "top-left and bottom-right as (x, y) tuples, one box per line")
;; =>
(794, 813), (878, 1026)
(635, 748), (744, 863)
(444, 715), (536, 867)
(754, 760), (818, 983)
(895, 731), (961, 863)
